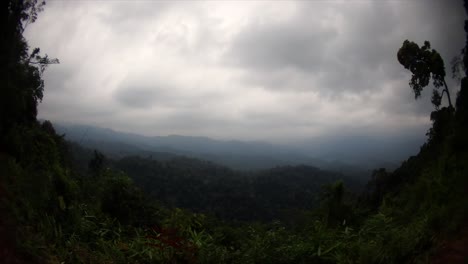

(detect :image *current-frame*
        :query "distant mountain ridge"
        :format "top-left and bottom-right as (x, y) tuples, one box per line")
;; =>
(52, 122), (404, 179)
(53, 122), (323, 168)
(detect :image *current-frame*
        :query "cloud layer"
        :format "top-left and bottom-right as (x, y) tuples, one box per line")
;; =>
(25, 0), (465, 145)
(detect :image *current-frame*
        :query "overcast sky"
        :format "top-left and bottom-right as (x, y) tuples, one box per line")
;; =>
(25, 0), (465, 144)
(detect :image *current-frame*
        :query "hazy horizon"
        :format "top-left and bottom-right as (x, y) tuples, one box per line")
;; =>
(25, 0), (464, 144)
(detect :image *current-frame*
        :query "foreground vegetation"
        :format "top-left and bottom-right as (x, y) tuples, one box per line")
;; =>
(1, 0), (467, 263)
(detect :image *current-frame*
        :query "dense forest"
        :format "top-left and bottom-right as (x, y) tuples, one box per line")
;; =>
(1, 0), (468, 263)
(68, 143), (362, 222)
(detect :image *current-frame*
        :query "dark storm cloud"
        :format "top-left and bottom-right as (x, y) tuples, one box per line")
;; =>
(226, 20), (337, 72)
(224, 2), (394, 92)
(24, 0), (467, 145)
(225, 0), (465, 101)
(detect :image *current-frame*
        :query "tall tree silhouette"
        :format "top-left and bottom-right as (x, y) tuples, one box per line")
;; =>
(456, 0), (468, 121)
(0, 0), (58, 137)
(397, 40), (453, 109)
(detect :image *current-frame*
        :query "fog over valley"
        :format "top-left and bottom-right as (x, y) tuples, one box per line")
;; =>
(54, 122), (419, 172)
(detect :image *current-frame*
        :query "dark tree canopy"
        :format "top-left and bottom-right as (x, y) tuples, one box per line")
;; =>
(397, 40), (452, 109)
(0, 0), (58, 138)
(89, 150), (105, 176)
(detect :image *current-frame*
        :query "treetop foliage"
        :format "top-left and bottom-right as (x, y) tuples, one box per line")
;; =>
(397, 40), (453, 109)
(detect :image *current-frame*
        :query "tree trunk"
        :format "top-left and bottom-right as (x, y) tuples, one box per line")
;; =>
(443, 79), (454, 109)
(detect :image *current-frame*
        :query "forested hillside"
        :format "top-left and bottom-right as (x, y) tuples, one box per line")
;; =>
(113, 155), (362, 222)
(1, 0), (468, 263)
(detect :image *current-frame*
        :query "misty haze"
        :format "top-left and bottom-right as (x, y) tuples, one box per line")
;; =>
(2, 0), (468, 263)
